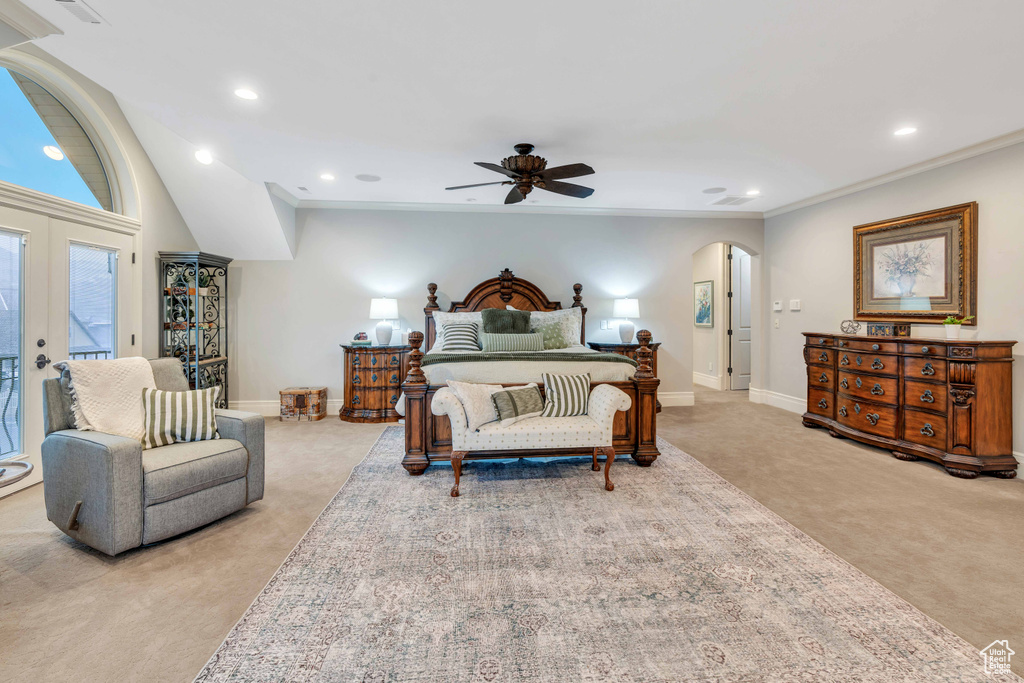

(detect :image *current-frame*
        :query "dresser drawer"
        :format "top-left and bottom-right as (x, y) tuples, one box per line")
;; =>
(837, 371), (898, 405)
(836, 351), (897, 376)
(903, 357), (947, 383)
(838, 339), (898, 354)
(904, 410), (947, 450)
(904, 379), (947, 414)
(809, 336), (834, 347)
(836, 398), (898, 439)
(806, 347), (834, 366)
(807, 387), (834, 418)
(900, 343), (946, 358)
(809, 367), (835, 392)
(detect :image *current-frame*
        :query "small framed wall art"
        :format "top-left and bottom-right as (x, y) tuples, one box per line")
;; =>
(854, 202), (977, 325)
(694, 280), (714, 328)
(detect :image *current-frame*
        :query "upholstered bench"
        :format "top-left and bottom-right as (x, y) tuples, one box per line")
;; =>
(430, 383), (632, 496)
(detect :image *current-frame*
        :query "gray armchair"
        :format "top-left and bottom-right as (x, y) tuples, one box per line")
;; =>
(41, 358), (264, 556)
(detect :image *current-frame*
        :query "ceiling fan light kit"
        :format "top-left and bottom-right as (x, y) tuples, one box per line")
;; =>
(446, 143), (595, 205)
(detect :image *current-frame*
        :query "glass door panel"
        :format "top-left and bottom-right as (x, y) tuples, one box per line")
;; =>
(68, 242), (117, 360)
(0, 229), (23, 458)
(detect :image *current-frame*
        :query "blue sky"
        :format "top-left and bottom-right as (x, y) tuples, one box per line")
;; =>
(0, 68), (102, 209)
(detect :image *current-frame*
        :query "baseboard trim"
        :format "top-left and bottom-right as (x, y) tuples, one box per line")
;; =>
(230, 399), (344, 418)
(748, 387), (806, 414)
(659, 391), (695, 407)
(692, 371), (724, 390)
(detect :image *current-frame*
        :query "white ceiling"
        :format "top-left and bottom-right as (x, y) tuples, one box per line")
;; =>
(19, 0), (1024, 216)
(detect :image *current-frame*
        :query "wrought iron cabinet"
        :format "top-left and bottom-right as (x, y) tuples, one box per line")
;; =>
(802, 333), (1016, 479)
(339, 345), (411, 423)
(159, 252), (231, 407)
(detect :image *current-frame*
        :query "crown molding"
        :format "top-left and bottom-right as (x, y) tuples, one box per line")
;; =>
(0, 1), (62, 45)
(0, 179), (141, 234)
(764, 127), (1024, 219)
(293, 199), (763, 220)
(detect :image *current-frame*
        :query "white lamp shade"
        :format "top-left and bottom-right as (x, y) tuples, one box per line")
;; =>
(613, 298), (640, 319)
(369, 297), (399, 320)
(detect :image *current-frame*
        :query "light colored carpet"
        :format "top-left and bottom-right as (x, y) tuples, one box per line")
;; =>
(197, 427), (1016, 682)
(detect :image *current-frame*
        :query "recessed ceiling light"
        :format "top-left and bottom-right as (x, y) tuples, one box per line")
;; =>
(320, 173), (335, 181)
(43, 145), (64, 161)
(746, 189), (760, 196)
(234, 88), (258, 100)
(894, 127), (917, 136)
(702, 187), (727, 194)
(355, 174), (381, 183)
(194, 149), (213, 165)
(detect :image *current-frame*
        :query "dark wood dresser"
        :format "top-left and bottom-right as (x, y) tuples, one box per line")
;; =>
(340, 345), (411, 423)
(802, 333), (1016, 478)
(588, 340), (661, 411)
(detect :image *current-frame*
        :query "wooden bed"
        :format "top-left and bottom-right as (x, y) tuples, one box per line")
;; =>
(400, 269), (661, 475)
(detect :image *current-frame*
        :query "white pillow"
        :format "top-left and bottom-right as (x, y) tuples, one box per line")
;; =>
(432, 311), (483, 350)
(447, 380), (503, 431)
(529, 308), (583, 349)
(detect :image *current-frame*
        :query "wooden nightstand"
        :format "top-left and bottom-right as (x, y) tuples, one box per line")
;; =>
(340, 345), (411, 423)
(588, 340), (662, 411)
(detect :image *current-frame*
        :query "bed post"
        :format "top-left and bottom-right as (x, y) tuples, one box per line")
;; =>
(572, 283), (587, 344)
(632, 329), (660, 466)
(401, 331), (430, 475)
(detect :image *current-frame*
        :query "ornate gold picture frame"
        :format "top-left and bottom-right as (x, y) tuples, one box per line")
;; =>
(853, 202), (977, 325)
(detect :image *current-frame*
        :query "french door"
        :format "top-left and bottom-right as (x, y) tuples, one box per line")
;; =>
(0, 203), (135, 496)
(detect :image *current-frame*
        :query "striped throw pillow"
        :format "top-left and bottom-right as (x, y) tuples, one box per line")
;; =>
(440, 323), (480, 351)
(142, 386), (221, 449)
(480, 332), (544, 352)
(491, 383), (544, 426)
(540, 373), (591, 417)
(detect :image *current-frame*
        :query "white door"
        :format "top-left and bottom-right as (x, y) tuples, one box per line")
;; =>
(729, 246), (752, 390)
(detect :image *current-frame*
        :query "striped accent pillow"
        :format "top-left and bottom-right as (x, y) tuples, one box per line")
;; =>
(540, 372), (591, 417)
(142, 386), (221, 449)
(440, 323), (480, 351)
(480, 332), (544, 352)
(491, 383), (544, 426)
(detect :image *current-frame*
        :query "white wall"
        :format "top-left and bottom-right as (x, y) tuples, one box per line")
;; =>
(691, 242), (726, 389)
(228, 209), (764, 410)
(763, 140), (1024, 449)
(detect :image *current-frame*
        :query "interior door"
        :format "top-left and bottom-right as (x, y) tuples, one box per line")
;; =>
(730, 246), (752, 390)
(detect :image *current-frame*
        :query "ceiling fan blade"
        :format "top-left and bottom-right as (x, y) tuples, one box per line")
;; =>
(536, 163), (595, 181)
(540, 180), (594, 199)
(475, 161), (522, 179)
(445, 181), (509, 191)
(504, 186), (524, 204)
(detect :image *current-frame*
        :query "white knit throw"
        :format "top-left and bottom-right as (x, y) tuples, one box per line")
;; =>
(54, 357), (157, 442)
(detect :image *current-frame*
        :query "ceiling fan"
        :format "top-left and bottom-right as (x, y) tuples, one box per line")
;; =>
(446, 143), (595, 205)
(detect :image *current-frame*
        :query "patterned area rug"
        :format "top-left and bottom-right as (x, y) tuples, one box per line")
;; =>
(197, 428), (1016, 682)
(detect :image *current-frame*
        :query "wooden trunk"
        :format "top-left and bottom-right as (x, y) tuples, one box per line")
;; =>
(280, 386), (327, 422)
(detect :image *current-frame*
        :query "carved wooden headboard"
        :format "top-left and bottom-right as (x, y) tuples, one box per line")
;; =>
(424, 268), (587, 351)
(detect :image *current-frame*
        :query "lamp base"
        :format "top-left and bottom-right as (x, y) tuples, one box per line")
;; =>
(618, 321), (635, 344)
(376, 320), (394, 345)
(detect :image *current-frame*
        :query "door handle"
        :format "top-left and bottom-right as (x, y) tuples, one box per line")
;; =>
(36, 354), (51, 369)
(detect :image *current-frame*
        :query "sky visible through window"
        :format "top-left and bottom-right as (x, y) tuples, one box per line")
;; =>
(0, 68), (102, 209)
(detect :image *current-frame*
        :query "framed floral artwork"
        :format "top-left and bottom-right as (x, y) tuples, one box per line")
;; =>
(694, 280), (713, 328)
(854, 202), (977, 325)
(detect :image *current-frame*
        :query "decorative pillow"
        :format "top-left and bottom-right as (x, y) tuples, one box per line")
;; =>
(490, 383), (544, 427)
(142, 386), (221, 449)
(431, 311), (483, 350)
(440, 322), (480, 351)
(482, 308), (531, 334)
(447, 380), (503, 431)
(540, 372), (591, 417)
(480, 332), (544, 352)
(529, 308), (583, 349)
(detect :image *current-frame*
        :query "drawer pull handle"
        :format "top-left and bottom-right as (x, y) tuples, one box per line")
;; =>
(871, 383), (884, 395)
(840, 378), (848, 389)
(817, 398), (828, 409)
(819, 352), (829, 362)
(872, 343), (880, 351)
(866, 413), (880, 426)
(871, 359), (884, 370)
(921, 362), (935, 376)
(839, 340), (847, 347)
(839, 406), (848, 417)
(854, 403), (861, 414)
(818, 373), (828, 383)
(921, 346), (930, 353)
(920, 423), (935, 437)
(856, 377), (863, 388)
(819, 338), (827, 344)
(856, 355), (863, 366)
(920, 390), (934, 403)
(840, 354), (850, 366)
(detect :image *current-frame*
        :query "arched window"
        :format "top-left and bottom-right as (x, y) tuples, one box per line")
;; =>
(0, 65), (114, 211)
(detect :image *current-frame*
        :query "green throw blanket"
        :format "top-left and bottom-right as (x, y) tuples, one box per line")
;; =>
(421, 351), (638, 367)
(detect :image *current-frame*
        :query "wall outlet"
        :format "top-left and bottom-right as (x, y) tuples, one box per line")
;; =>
(708, 361), (713, 371)
(773, 300), (783, 312)
(789, 299), (802, 311)
(774, 318), (780, 329)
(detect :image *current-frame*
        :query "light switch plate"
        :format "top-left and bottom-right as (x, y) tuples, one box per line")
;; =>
(773, 300), (783, 312)
(789, 299), (801, 311)
(600, 320), (608, 330)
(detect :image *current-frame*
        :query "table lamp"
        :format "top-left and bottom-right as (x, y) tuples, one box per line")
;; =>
(369, 297), (399, 345)
(613, 298), (640, 343)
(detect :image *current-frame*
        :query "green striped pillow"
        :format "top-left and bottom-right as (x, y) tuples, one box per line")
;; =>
(142, 386), (221, 449)
(480, 332), (544, 352)
(540, 372), (591, 417)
